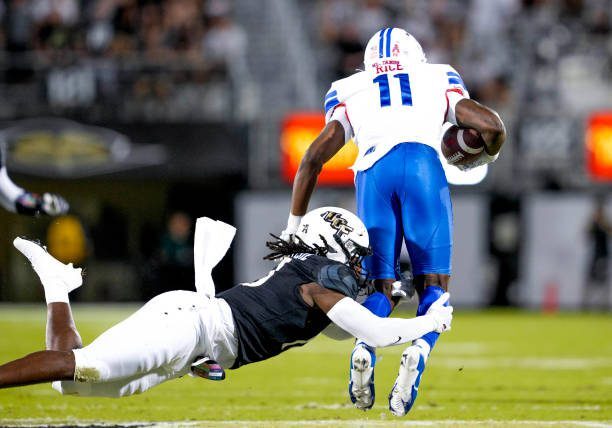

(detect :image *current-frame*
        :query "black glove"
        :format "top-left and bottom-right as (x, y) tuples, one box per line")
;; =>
(15, 192), (69, 216)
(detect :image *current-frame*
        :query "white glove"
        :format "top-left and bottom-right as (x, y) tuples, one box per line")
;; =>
(456, 150), (499, 171)
(425, 292), (453, 333)
(41, 193), (69, 216)
(15, 192), (69, 216)
(280, 213), (302, 242)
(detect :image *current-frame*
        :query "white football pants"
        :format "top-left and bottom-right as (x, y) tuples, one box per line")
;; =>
(52, 216), (238, 397)
(53, 291), (238, 397)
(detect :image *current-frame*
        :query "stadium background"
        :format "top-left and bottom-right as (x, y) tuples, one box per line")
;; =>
(0, 0), (609, 309)
(0, 0), (610, 426)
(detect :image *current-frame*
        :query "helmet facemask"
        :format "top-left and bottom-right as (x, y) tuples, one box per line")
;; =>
(331, 232), (372, 274)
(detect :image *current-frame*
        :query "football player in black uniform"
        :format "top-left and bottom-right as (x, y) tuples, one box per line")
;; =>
(0, 143), (68, 216)
(0, 207), (452, 402)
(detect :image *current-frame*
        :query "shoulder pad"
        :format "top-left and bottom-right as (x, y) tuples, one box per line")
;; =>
(317, 263), (359, 299)
(323, 71), (371, 109)
(324, 71), (369, 119)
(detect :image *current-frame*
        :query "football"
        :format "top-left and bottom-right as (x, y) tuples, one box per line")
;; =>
(441, 125), (485, 167)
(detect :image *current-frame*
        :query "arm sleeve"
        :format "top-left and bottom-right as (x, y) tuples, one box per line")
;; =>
(444, 65), (470, 125)
(323, 85), (353, 143)
(327, 106), (353, 143)
(0, 166), (25, 212)
(324, 86), (340, 122)
(326, 297), (436, 348)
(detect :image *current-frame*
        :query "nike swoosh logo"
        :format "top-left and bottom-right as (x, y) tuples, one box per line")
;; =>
(391, 336), (402, 345)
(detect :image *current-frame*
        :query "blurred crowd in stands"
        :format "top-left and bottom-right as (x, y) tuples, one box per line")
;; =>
(0, 0), (246, 71)
(0, 0), (248, 119)
(1, 0), (609, 123)
(314, 0), (611, 115)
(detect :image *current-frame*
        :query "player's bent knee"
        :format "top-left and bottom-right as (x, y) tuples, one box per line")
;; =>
(72, 348), (110, 383)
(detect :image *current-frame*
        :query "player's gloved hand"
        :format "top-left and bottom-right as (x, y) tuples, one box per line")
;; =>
(15, 192), (69, 216)
(280, 213), (302, 242)
(40, 193), (69, 216)
(456, 150), (499, 171)
(425, 292), (453, 333)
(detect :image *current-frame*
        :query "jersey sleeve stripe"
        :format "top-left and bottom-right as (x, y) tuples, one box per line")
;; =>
(334, 102), (353, 127)
(325, 90), (338, 102)
(341, 103), (352, 128)
(447, 87), (464, 96)
(324, 97), (340, 114)
(447, 71), (467, 90)
(448, 78), (467, 90)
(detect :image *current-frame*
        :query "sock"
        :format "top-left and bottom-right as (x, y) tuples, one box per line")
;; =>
(362, 291), (392, 318)
(40, 276), (69, 304)
(415, 285), (447, 352)
(44, 286), (69, 304)
(413, 338), (431, 361)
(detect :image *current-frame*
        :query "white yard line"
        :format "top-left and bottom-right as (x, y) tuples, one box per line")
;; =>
(1, 420), (611, 428)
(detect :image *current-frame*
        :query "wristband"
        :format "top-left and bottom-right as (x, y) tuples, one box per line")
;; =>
(287, 213), (303, 233)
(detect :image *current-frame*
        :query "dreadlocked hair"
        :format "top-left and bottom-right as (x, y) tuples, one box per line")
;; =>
(263, 233), (330, 261)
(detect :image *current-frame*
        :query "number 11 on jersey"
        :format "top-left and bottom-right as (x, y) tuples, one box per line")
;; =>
(373, 73), (413, 107)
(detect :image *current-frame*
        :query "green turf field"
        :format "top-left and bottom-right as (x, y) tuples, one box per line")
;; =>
(0, 305), (610, 427)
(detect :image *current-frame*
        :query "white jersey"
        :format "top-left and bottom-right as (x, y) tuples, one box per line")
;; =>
(324, 63), (469, 172)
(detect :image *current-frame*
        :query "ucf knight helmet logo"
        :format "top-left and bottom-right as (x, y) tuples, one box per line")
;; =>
(321, 210), (354, 237)
(295, 206), (370, 265)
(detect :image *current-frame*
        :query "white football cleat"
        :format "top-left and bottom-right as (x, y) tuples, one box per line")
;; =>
(349, 342), (376, 410)
(13, 237), (82, 292)
(388, 345), (426, 417)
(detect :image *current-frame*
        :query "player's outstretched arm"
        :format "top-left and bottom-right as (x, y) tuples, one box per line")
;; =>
(309, 285), (452, 348)
(0, 350), (75, 388)
(281, 121), (345, 239)
(0, 166), (69, 216)
(455, 98), (506, 156)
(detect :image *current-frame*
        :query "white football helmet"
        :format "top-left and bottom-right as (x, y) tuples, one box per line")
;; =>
(295, 207), (370, 267)
(363, 27), (426, 71)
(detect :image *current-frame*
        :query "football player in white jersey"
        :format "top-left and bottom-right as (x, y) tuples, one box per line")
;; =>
(0, 144), (69, 216)
(0, 209), (453, 400)
(281, 28), (506, 416)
